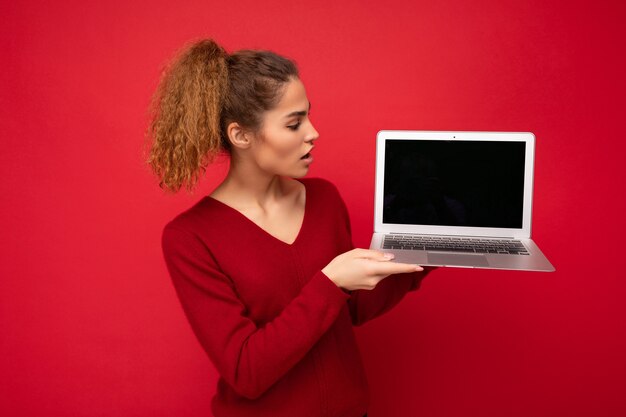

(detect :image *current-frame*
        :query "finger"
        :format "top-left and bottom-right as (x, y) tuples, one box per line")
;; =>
(352, 248), (395, 261)
(350, 248), (380, 258)
(372, 262), (423, 275)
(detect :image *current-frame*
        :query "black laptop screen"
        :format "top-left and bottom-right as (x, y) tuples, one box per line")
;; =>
(383, 140), (526, 228)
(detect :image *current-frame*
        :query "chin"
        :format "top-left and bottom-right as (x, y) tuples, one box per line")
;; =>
(290, 167), (310, 178)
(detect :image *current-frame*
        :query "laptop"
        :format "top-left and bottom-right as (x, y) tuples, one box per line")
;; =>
(369, 130), (555, 272)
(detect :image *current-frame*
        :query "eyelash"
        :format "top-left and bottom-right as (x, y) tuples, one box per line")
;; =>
(287, 112), (310, 131)
(287, 122), (301, 131)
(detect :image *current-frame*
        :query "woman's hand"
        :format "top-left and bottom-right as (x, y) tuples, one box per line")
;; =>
(322, 248), (423, 291)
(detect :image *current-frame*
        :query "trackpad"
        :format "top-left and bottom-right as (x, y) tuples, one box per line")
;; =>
(427, 252), (490, 267)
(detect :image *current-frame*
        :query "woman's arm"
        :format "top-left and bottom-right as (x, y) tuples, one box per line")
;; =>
(347, 268), (432, 326)
(162, 225), (350, 400)
(331, 182), (433, 326)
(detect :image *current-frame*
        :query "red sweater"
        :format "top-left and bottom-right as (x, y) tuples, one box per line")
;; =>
(162, 178), (427, 417)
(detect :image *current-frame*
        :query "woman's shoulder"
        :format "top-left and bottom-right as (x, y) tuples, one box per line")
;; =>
(299, 177), (347, 217)
(299, 176), (341, 196)
(162, 195), (223, 236)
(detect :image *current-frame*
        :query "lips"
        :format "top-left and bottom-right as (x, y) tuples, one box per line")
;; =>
(300, 147), (314, 159)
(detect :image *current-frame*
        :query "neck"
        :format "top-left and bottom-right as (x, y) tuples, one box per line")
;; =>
(215, 154), (288, 209)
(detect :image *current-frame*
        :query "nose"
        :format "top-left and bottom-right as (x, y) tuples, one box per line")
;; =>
(306, 120), (319, 143)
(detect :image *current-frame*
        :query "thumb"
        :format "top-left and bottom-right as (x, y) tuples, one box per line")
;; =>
(360, 250), (395, 261)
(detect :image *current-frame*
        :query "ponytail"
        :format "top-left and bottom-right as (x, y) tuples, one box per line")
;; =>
(146, 39), (299, 193)
(146, 39), (229, 193)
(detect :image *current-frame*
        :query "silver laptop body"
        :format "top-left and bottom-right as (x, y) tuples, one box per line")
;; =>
(370, 130), (555, 272)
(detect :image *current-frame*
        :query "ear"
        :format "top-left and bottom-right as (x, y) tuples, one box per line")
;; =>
(226, 122), (252, 150)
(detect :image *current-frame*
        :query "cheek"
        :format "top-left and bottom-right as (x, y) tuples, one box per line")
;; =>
(259, 132), (301, 160)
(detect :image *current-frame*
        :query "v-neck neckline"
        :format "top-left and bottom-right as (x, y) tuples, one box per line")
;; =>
(205, 179), (309, 247)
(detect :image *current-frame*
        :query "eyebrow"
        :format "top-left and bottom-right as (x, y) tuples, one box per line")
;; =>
(284, 102), (311, 119)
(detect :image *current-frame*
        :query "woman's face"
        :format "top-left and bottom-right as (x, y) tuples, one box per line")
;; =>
(248, 77), (319, 178)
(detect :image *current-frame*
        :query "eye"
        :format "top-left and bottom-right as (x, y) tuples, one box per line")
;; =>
(287, 121), (301, 131)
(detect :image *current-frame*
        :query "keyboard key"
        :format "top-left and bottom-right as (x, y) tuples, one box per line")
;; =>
(384, 235), (528, 255)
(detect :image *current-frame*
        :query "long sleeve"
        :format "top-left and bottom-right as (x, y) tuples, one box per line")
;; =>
(348, 270), (430, 326)
(331, 184), (430, 326)
(162, 225), (350, 400)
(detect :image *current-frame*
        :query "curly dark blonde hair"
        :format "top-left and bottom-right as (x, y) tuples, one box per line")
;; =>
(146, 39), (299, 193)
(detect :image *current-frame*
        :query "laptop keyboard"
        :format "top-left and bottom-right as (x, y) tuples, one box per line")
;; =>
(382, 235), (530, 255)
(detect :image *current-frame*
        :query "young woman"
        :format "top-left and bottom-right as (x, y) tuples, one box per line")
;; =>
(147, 39), (432, 417)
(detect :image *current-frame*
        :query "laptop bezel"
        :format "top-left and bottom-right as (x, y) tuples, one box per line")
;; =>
(374, 130), (535, 239)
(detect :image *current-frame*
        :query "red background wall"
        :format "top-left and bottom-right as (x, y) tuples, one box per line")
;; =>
(2, 1), (625, 416)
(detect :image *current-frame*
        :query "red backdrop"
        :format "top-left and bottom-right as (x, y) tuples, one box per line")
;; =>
(2, 1), (625, 416)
